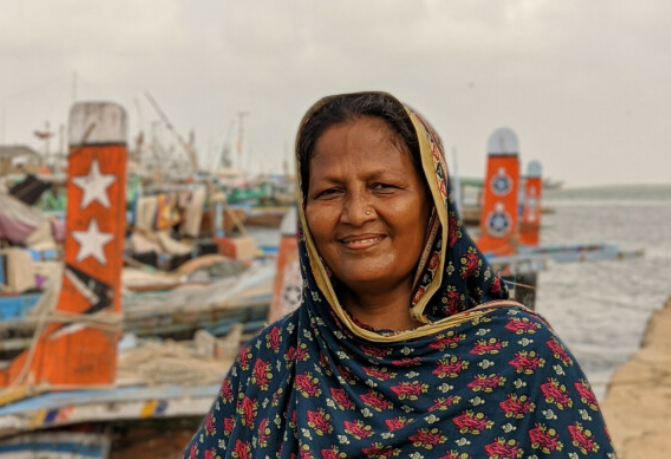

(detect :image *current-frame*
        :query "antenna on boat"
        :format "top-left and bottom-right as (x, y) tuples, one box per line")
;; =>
(219, 119), (236, 169)
(236, 111), (249, 171)
(133, 97), (145, 165)
(71, 70), (77, 103)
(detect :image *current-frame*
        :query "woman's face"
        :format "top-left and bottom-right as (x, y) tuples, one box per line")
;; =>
(305, 117), (430, 295)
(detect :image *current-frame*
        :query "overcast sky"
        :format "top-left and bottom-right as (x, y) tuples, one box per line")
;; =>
(1, 0), (669, 187)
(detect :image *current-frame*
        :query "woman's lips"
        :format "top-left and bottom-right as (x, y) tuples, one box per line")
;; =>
(340, 235), (385, 249)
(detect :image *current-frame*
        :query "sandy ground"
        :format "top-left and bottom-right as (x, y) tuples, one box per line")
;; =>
(600, 294), (671, 459)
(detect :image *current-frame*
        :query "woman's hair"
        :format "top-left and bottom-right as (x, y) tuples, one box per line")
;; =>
(297, 93), (422, 198)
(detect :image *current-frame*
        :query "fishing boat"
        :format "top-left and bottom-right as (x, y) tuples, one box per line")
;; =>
(0, 101), (244, 459)
(0, 105), (642, 459)
(0, 431), (111, 459)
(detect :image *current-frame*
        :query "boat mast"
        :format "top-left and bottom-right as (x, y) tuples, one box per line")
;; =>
(145, 91), (199, 172)
(236, 111), (248, 172)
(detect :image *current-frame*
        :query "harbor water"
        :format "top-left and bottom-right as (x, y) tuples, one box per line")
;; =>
(535, 185), (671, 399)
(250, 184), (671, 400)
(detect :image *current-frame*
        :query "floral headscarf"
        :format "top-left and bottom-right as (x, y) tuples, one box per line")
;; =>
(295, 92), (511, 343)
(183, 92), (615, 459)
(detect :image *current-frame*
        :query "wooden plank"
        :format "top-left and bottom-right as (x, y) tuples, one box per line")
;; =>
(0, 384), (221, 438)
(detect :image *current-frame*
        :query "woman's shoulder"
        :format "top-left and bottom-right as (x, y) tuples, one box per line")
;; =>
(232, 307), (302, 366)
(479, 304), (580, 366)
(475, 301), (553, 331)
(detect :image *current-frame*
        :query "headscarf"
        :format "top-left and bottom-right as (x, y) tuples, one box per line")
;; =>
(183, 92), (615, 459)
(295, 92), (511, 343)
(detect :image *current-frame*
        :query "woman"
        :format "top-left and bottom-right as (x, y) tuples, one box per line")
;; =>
(183, 92), (615, 458)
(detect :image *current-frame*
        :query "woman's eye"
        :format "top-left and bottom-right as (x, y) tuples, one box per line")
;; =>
(372, 183), (396, 190)
(317, 188), (340, 198)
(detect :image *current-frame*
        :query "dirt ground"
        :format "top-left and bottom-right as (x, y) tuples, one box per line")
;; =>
(110, 419), (199, 459)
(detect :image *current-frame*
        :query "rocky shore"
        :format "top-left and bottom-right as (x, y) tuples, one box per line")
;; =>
(600, 295), (671, 458)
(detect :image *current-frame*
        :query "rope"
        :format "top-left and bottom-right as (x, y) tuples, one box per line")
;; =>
(2, 285), (54, 391)
(222, 203), (249, 237)
(0, 273), (122, 396)
(504, 279), (537, 291)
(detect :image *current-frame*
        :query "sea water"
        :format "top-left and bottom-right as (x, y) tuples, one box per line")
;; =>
(537, 185), (671, 399)
(249, 185), (671, 400)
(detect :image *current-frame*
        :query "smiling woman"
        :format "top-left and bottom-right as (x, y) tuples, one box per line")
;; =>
(182, 92), (616, 459)
(305, 117), (429, 331)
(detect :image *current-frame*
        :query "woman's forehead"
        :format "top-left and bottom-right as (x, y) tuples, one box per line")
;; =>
(311, 117), (410, 159)
(315, 117), (397, 145)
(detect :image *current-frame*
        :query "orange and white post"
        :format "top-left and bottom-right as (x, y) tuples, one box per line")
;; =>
(268, 206), (302, 323)
(519, 161), (542, 247)
(0, 102), (127, 388)
(477, 128), (520, 257)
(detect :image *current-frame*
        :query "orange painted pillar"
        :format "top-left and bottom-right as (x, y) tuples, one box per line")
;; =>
(477, 128), (520, 256)
(268, 206), (302, 324)
(0, 102), (127, 388)
(520, 161), (542, 247)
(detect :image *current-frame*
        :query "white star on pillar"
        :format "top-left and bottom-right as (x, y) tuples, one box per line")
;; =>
(72, 219), (114, 265)
(72, 159), (116, 209)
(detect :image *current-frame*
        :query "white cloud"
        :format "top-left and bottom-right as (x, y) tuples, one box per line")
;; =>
(0, 0), (185, 54)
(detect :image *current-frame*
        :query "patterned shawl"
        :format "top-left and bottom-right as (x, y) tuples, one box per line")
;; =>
(183, 93), (615, 459)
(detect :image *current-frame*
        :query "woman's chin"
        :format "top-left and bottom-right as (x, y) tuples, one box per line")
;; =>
(334, 272), (406, 296)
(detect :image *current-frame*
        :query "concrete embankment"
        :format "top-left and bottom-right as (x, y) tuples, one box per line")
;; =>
(600, 294), (671, 458)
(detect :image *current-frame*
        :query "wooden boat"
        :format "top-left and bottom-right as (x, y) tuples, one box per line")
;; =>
(0, 337), (232, 457)
(0, 431), (110, 459)
(122, 260), (274, 340)
(0, 264), (274, 361)
(0, 293), (41, 322)
(0, 101), (243, 459)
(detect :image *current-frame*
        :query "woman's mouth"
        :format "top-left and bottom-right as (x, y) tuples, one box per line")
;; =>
(340, 235), (385, 249)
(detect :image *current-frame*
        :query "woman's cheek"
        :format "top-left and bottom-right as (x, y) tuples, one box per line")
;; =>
(305, 205), (332, 238)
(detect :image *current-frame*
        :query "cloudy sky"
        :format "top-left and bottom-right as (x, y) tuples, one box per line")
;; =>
(1, 0), (669, 187)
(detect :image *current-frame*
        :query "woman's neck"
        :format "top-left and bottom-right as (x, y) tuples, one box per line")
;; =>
(338, 282), (421, 331)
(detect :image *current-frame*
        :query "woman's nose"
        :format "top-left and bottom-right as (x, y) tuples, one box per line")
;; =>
(341, 191), (374, 225)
